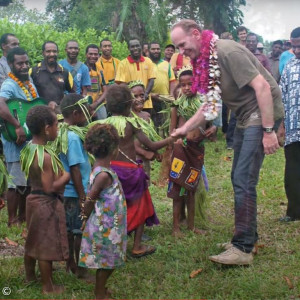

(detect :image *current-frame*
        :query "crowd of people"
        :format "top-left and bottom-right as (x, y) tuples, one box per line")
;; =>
(0, 18), (299, 298)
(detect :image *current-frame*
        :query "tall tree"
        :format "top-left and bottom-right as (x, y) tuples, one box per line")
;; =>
(46, 0), (77, 31)
(169, 0), (246, 35)
(0, 0), (48, 25)
(47, 0), (170, 45)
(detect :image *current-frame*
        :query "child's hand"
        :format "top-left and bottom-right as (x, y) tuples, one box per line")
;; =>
(205, 125), (217, 139)
(155, 153), (162, 162)
(143, 150), (155, 160)
(175, 138), (183, 145)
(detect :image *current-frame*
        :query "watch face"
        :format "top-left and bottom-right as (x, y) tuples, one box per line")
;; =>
(263, 127), (273, 133)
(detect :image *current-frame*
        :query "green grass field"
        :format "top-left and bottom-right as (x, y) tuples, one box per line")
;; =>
(0, 134), (299, 300)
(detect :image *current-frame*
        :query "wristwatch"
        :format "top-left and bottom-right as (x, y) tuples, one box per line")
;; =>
(262, 127), (274, 133)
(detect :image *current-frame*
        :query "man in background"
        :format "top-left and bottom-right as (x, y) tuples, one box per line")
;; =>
(115, 38), (156, 111)
(0, 33), (19, 87)
(236, 26), (248, 46)
(85, 44), (107, 120)
(279, 27), (300, 222)
(246, 33), (271, 73)
(268, 40), (283, 83)
(30, 41), (74, 109)
(96, 38), (120, 86)
(59, 40), (91, 96)
(163, 44), (175, 62)
(149, 42), (176, 128)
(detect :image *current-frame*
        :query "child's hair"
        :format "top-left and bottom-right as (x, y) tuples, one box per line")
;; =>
(60, 93), (86, 117)
(85, 124), (119, 158)
(26, 105), (56, 135)
(179, 69), (193, 80)
(106, 84), (132, 114)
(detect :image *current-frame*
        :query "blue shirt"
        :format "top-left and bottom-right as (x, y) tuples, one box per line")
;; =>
(279, 51), (294, 75)
(59, 59), (91, 94)
(279, 57), (300, 146)
(0, 78), (38, 162)
(59, 131), (91, 197)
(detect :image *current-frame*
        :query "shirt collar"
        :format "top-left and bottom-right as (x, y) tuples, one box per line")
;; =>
(155, 58), (164, 65)
(127, 55), (145, 63)
(268, 53), (280, 61)
(40, 59), (62, 72)
(100, 56), (113, 63)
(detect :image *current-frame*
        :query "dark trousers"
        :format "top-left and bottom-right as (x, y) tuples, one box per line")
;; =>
(226, 111), (236, 148)
(284, 142), (300, 219)
(231, 126), (264, 253)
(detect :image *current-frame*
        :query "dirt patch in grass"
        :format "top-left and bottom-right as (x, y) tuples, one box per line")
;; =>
(0, 239), (24, 258)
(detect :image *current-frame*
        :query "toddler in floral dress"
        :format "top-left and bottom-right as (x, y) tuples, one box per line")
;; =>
(79, 123), (127, 299)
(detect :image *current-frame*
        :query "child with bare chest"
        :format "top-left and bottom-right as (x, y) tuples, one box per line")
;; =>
(20, 106), (70, 294)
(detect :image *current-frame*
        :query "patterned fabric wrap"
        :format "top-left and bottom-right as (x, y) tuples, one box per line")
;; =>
(79, 166), (127, 269)
(168, 139), (204, 198)
(110, 160), (159, 232)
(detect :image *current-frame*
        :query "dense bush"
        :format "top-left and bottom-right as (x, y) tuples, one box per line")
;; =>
(0, 18), (129, 65)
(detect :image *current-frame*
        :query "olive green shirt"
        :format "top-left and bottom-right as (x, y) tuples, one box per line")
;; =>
(216, 39), (284, 128)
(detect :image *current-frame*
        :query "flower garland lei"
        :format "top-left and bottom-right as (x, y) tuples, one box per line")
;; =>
(8, 72), (37, 101)
(191, 30), (222, 120)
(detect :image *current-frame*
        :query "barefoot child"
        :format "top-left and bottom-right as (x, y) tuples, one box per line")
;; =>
(58, 94), (92, 278)
(91, 84), (174, 257)
(79, 123), (126, 299)
(168, 66), (218, 237)
(20, 106), (70, 294)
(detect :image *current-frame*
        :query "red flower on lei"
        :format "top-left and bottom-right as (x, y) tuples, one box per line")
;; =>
(191, 30), (214, 94)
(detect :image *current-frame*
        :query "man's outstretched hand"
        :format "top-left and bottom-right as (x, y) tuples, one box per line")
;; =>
(171, 126), (188, 139)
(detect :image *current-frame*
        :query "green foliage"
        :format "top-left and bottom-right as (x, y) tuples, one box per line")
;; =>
(0, 18), (129, 65)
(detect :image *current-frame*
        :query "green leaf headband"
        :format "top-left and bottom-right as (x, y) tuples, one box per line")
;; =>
(61, 95), (92, 123)
(128, 80), (145, 89)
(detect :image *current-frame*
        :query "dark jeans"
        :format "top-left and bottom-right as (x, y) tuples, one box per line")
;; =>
(284, 142), (300, 219)
(222, 103), (229, 133)
(226, 111), (237, 148)
(231, 126), (265, 253)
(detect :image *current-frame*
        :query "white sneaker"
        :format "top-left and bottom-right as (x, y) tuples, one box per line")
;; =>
(209, 247), (253, 265)
(217, 242), (258, 254)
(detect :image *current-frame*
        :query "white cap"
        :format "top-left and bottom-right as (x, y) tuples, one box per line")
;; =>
(257, 42), (264, 48)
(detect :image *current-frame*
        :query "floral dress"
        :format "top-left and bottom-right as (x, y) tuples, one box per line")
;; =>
(79, 166), (127, 269)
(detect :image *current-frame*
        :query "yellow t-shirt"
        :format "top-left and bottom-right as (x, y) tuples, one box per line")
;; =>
(170, 53), (191, 71)
(152, 59), (176, 95)
(96, 56), (120, 85)
(87, 67), (106, 102)
(115, 56), (156, 108)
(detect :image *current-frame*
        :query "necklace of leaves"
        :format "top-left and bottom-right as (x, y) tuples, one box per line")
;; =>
(20, 142), (64, 178)
(89, 113), (162, 142)
(0, 158), (11, 195)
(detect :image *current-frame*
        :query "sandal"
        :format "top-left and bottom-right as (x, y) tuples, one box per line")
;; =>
(131, 245), (156, 258)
